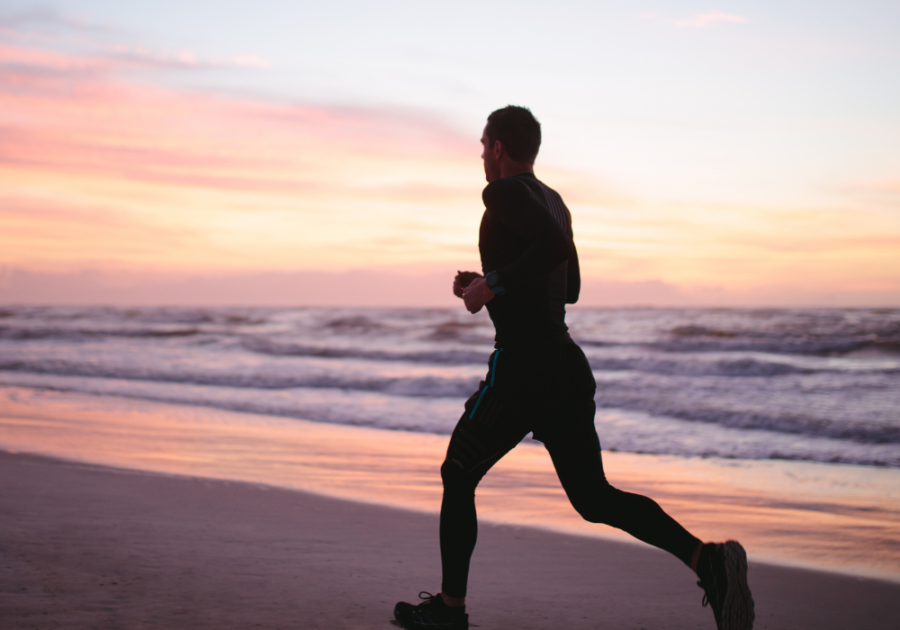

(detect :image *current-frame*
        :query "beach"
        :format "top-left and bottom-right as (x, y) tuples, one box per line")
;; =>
(3, 387), (899, 578)
(2, 306), (899, 627)
(2, 451), (898, 630)
(2, 387), (900, 628)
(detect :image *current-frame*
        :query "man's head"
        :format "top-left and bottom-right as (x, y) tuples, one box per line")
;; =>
(481, 105), (541, 182)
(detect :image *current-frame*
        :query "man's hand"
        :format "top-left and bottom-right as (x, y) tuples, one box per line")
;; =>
(453, 271), (483, 298)
(462, 277), (496, 314)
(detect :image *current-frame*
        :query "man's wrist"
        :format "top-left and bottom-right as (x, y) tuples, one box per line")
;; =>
(485, 270), (505, 295)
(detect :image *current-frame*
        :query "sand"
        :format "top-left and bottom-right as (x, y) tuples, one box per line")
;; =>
(2, 452), (898, 630)
(4, 386), (899, 583)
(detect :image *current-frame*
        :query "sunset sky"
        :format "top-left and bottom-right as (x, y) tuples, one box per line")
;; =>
(1, 1), (898, 306)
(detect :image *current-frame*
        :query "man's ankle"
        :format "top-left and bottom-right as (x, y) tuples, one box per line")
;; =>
(690, 541), (705, 575)
(440, 592), (466, 608)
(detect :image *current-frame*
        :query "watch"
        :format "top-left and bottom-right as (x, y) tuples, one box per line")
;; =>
(485, 270), (506, 295)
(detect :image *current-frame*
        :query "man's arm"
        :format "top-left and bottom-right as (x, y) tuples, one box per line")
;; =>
(567, 242), (581, 304)
(482, 178), (574, 290)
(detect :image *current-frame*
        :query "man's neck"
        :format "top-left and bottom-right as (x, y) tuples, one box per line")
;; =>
(498, 162), (534, 179)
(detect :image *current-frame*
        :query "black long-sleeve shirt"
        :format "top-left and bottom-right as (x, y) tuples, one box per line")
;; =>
(479, 172), (580, 346)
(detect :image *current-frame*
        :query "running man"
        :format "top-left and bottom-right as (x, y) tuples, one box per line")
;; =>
(393, 106), (754, 630)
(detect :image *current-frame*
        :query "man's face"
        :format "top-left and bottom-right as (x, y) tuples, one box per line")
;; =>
(481, 127), (501, 183)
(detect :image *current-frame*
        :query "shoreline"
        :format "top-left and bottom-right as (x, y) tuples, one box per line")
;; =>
(3, 450), (899, 629)
(2, 385), (899, 583)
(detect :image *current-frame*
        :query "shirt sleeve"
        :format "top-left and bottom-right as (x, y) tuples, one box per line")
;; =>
(567, 241), (581, 304)
(482, 177), (574, 290)
(559, 197), (581, 303)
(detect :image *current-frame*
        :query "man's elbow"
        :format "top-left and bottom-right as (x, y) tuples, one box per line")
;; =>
(550, 236), (574, 263)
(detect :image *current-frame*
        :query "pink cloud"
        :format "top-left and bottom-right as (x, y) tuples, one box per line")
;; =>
(639, 11), (748, 29)
(0, 267), (463, 307)
(3, 267), (898, 308)
(0, 42), (109, 73)
(674, 11), (748, 29)
(230, 54), (270, 69)
(0, 37), (473, 197)
(0, 32), (487, 277)
(106, 43), (272, 70)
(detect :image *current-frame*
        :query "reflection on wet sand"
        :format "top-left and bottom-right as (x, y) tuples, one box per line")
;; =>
(1, 386), (898, 582)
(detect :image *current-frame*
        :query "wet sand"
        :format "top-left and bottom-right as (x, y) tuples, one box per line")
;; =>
(2, 387), (899, 582)
(2, 451), (898, 630)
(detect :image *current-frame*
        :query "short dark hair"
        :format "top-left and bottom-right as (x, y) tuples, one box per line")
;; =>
(485, 105), (541, 164)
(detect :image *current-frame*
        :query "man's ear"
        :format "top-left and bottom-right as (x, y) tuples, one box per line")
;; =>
(492, 139), (505, 160)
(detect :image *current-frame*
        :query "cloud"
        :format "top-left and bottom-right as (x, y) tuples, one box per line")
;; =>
(3, 267), (898, 308)
(2, 21), (897, 306)
(841, 179), (900, 209)
(674, 11), (747, 28)
(0, 7), (113, 34)
(0, 195), (204, 270)
(0, 11), (271, 73)
(105, 43), (272, 70)
(639, 11), (748, 29)
(0, 267), (463, 307)
(230, 54), (270, 69)
(0, 39), (472, 194)
(577, 277), (900, 307)
(0, 34), (484, 274)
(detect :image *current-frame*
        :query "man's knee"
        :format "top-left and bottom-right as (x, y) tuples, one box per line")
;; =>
(441, 458), (476, 494)
(568, 482), (617, 524)
(571, 498), (608, 524)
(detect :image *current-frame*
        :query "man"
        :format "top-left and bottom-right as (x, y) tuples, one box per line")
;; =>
(393, 106), (754, 630)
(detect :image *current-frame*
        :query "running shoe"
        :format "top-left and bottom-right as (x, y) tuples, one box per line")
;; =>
(697, 541), (755, 630)
(394, 591), (469, 629)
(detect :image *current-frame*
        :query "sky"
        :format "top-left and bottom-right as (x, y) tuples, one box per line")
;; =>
(1, 1), (899, 306)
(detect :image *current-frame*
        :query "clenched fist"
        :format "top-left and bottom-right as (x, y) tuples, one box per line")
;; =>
(453, 271), (483, 298)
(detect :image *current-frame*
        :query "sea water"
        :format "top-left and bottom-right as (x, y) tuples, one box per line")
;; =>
(1, 306), (897, 467)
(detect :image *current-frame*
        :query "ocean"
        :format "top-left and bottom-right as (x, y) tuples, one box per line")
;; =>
(2, 305), (898, 468)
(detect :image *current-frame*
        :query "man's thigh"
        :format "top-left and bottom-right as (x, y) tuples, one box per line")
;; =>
(444, 382), (531, 485)
(533, 343), (608, 495)
(542, 409), (606, 480)
(529, 343), (598, 442)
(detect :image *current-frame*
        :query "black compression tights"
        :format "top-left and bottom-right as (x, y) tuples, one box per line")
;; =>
(439, 440), (700, 598)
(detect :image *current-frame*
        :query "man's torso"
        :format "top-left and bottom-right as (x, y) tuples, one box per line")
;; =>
(479, 173), (574, 347)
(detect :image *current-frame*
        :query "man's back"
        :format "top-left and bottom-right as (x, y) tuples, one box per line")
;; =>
(479, 173), (580, 346)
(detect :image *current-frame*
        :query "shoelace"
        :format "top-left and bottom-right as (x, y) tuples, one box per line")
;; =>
(410, 591), (462, 627)
(698, 551), (722, 610)
(417, 591), (441, 605)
